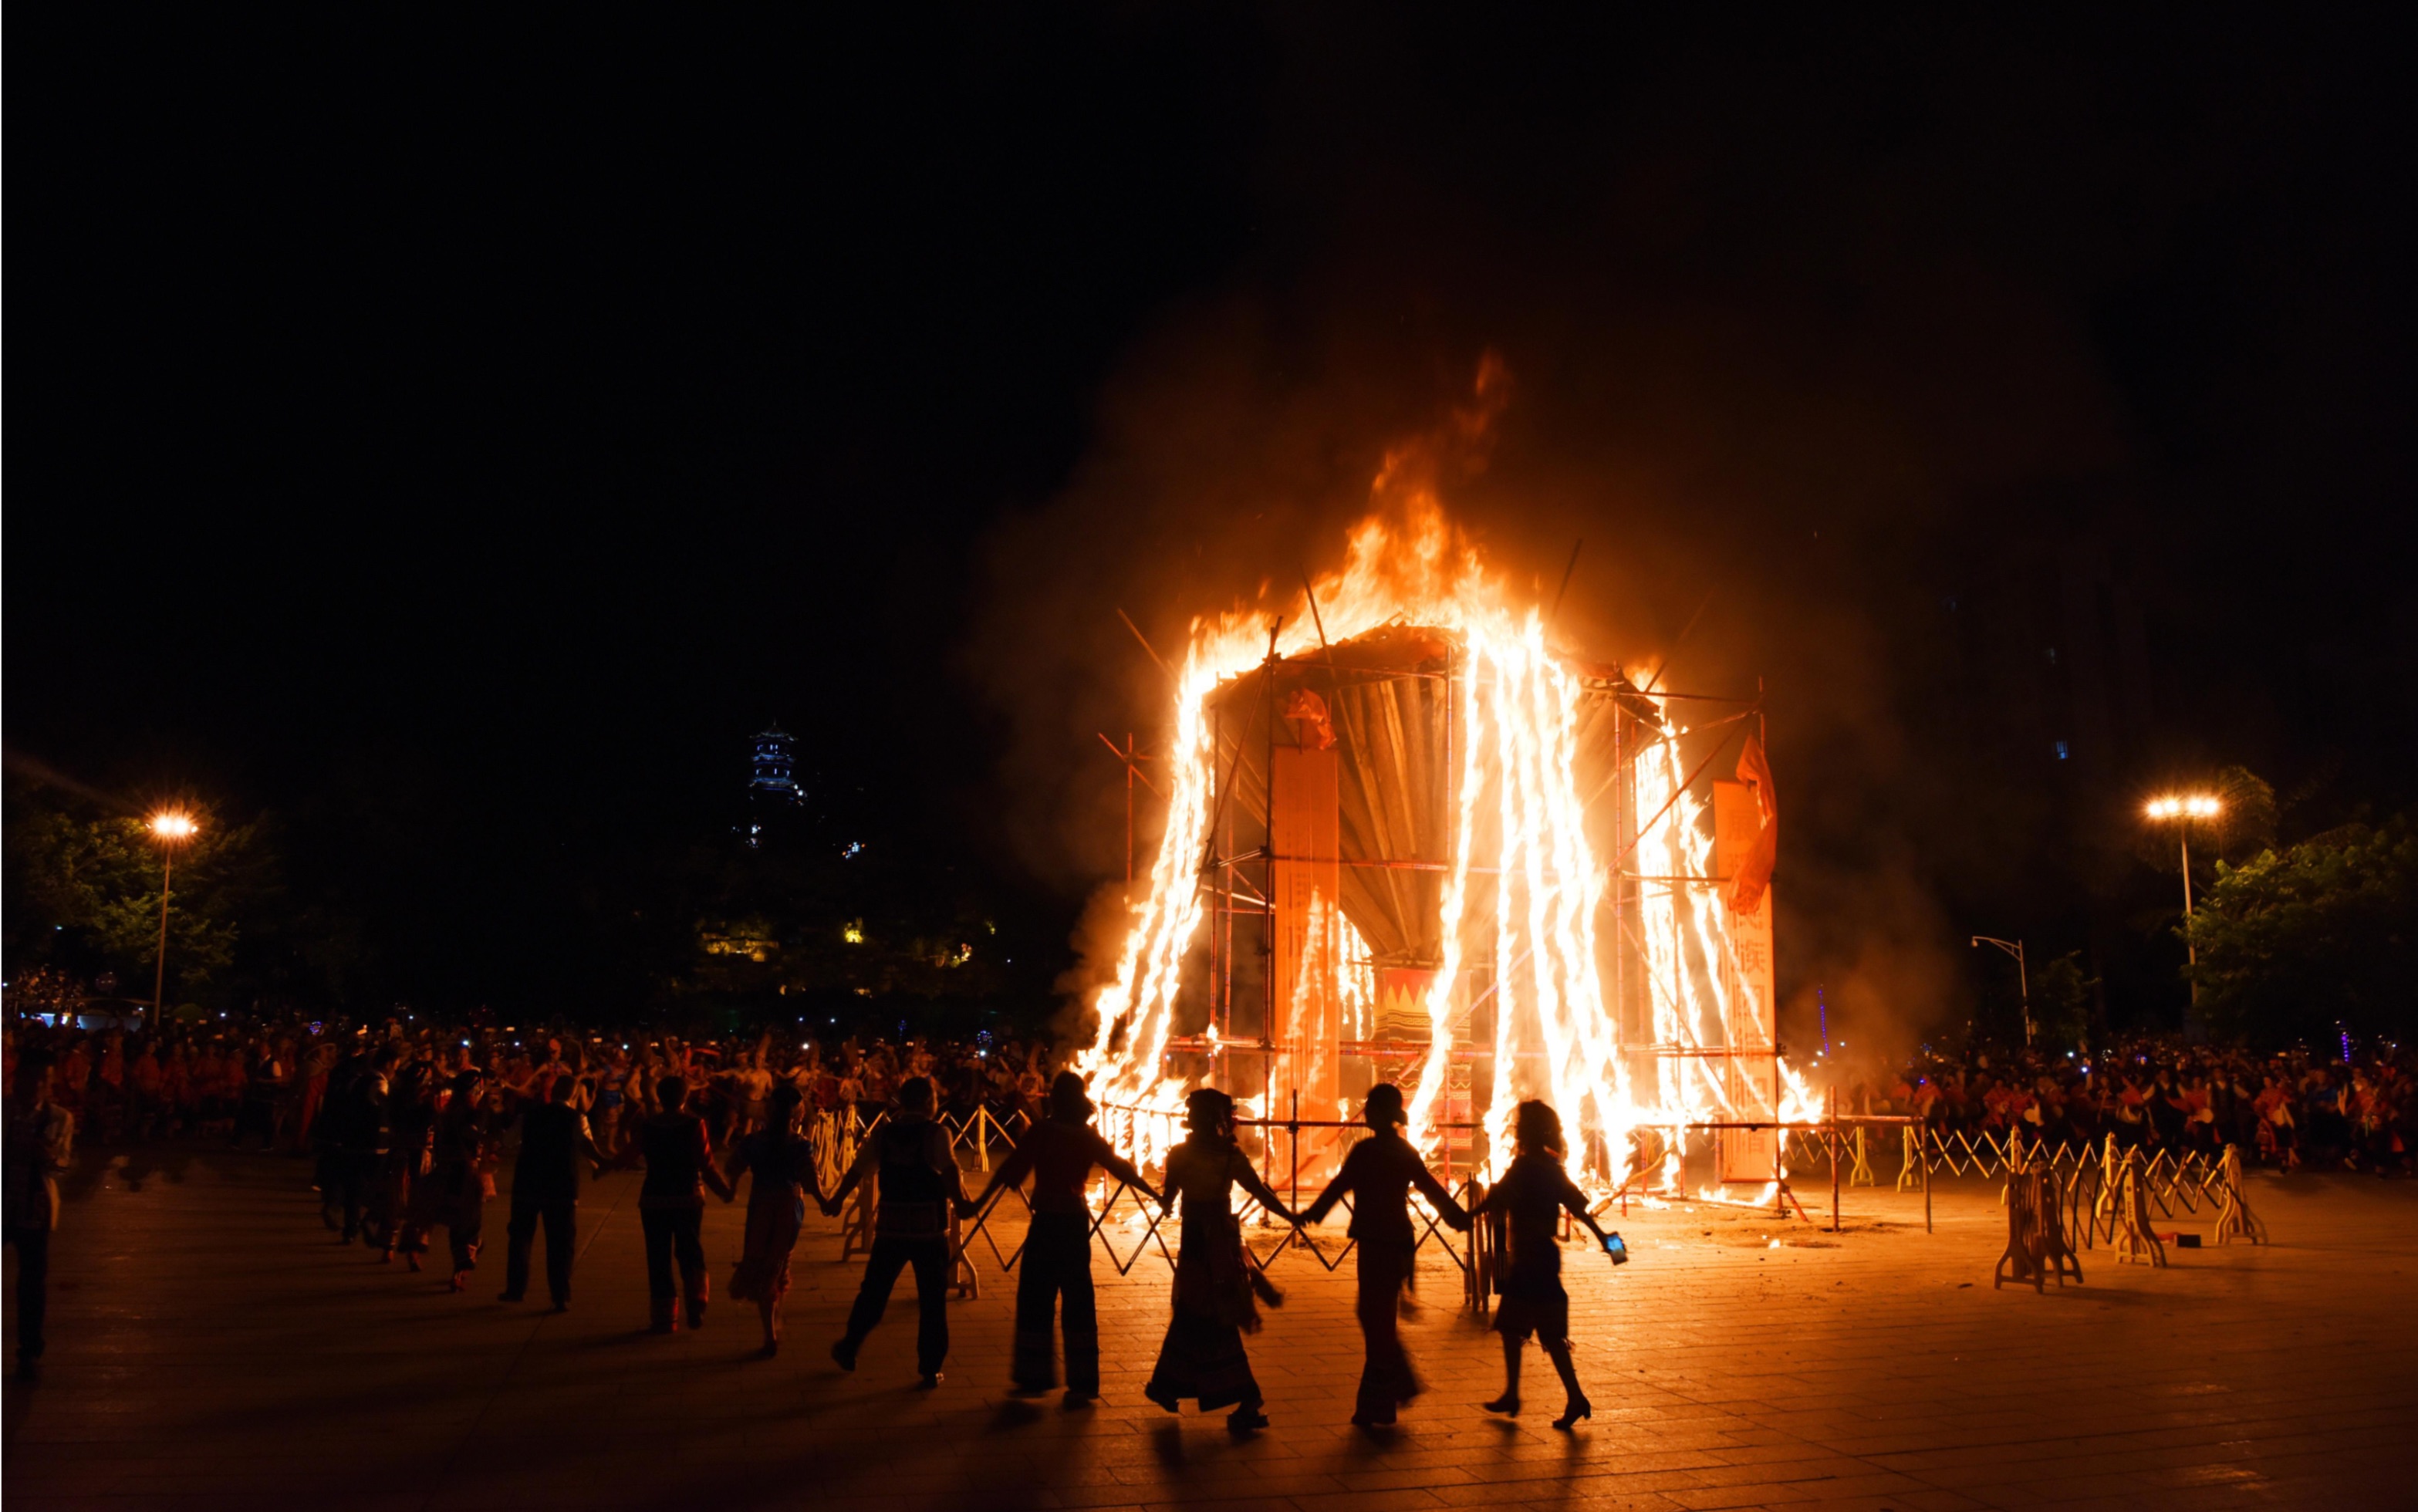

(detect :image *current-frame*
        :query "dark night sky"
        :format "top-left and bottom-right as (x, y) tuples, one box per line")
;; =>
(9, 9), (2414, 1034)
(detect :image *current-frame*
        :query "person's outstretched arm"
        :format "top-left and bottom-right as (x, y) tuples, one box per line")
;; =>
(1408, 1148), (1471, 1230)
(1299, 1142), (1363, 1227)
(1090, 1132), (1160, 1206)
(1230, 1148), (1299, 1226)
(1558, 1169), (1615, 1248)
(964, 1139), (1037, 1215)
(718, 1139), (751, 1203)
(930, 1125), (971, 1209)
(824, 1131), (879, 1215)
(698, 1121), (737, 1203)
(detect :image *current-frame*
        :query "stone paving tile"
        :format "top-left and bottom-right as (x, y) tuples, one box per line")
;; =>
(6, 1149), (2416, 1510)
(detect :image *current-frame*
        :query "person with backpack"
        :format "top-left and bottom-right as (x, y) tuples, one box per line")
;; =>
(823, 1075), (969, 1386)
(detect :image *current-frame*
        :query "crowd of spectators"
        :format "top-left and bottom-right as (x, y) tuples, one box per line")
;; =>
(1831, 1034), (2416, 1174)
(0, 1012), (1062, 1162)
(9, 1011), (2412, 1181)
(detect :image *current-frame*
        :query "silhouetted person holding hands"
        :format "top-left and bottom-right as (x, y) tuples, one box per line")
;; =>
(964, 1071), (1159, 1404)
(500, 1071), (607, 1311)
(5, 1051), (74, 1382)
(1301, 1082), (1470, 1426)
(724, 1080), (821, 1356)
(630, 1073), (735, 1333)
(1144, 1088), (1297, 1433)
(826, 1075), (967, 1386)
(1475, 1099), (1619, 1429)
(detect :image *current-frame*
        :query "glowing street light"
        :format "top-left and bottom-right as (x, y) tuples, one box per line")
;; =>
(2144, 793), (2220, 1007)
(147, 811), (198, 1032)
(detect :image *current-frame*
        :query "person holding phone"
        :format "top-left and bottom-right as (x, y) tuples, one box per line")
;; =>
(1474, 1099), (1621, 1429)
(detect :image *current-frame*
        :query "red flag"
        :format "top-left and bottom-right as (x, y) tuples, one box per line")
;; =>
(1727, 733), (1778, 913)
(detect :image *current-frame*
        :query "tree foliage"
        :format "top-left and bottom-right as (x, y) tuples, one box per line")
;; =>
(2031, 950), (2094, 1051)
(4, 788), (280, 1005)
(2186, 815), (2418, 1048)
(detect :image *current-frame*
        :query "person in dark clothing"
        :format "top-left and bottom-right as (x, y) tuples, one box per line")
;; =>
(379, 1061), (438, 1266)
(500, 1072), (608, 1311)
(397, 1069), (499, 1292)
(323, 1048), (390, 1247)
(629, 1074), (735, 1333)
(1301, 1082), (1471, 1426)
(1474, 1100), (1620, 1429)
(1145, 1087), (1298, 1433)
(723, 1081), (822, 1356)
(824, 1076), (969, 1386)
(5, 1052), (74, 1382)
(964, 1071), (1160, 1403)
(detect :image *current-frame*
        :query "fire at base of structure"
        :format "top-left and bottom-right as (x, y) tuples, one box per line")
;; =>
(1079, 606), (1808, 1196)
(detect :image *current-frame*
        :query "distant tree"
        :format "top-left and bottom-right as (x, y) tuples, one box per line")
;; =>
(2185, 815), (2418, 1048)
(2031, 951), (2094, 1052)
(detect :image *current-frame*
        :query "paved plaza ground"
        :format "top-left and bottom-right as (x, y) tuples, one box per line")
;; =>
(5, 1142), (2415, 1511)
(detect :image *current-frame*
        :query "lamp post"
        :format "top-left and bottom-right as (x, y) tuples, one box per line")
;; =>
(2145, 795), (2220, 1007)
(1970, 936), (2031, 1047)
(147, 812), (198, 1034)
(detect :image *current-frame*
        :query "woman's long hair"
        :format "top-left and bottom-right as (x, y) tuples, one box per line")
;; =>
(1513, 1100), (1566, 1161)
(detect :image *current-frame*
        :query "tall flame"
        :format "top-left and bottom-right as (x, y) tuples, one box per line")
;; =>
(1075, 481), (1812, 1189)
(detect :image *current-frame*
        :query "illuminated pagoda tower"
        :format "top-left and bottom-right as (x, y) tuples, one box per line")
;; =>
(750, 726), (802, 805)
(745, 726), (802, 847)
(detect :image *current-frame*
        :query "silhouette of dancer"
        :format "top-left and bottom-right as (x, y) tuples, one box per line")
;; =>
(499, 1071), (608, 1311)
(1475, 1100), (1618, 1429)
(724, 1080), (820, 1356)
(826, 1075), (968, 1386)
(5, 1051), (74, 1382)
(1301, 1082), (1470, 1426)
(1144, 1088), (1298, 1433)
(375, 1056), (433, 1264)
(397, 1068), (498, 1291)
(964, 1071), (1159, 1403)
(631, 1073), (735, 1333)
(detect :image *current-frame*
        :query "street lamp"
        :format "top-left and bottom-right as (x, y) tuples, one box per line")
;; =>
(147, 812), (198, 1034)
(1971, 936), (2031, 1047)
(2144, 794), (2220, 1007)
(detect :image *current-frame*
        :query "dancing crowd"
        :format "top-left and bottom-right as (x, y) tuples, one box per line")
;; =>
(5, 1012), (1617, 1431)
(1834, 1034), (2416, 1173)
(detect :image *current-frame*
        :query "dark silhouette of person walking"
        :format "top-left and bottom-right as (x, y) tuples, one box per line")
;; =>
(1475, 1099), (1620, 1429)
(397, 1068), (499, 1292)
(630, 1073), (735, 1333)
(964, 1071), (1159, 1404)
(1143, 1088), (1298, 1433)
(724, 1080), (822, 1356)
(5, 1051), (74, 1382)
(499, 1071), (608, 1311)
(1301, 1082), (1470, 1426)
(825, 1075), (968, 1386)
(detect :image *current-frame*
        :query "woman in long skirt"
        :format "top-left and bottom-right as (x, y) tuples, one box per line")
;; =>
(724, 1081), (820, 1356)
(1144, 1088), (1298, 1433)
(1300, 1082), (1469, 1426)
(1474, 1100), (1619, 1429)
